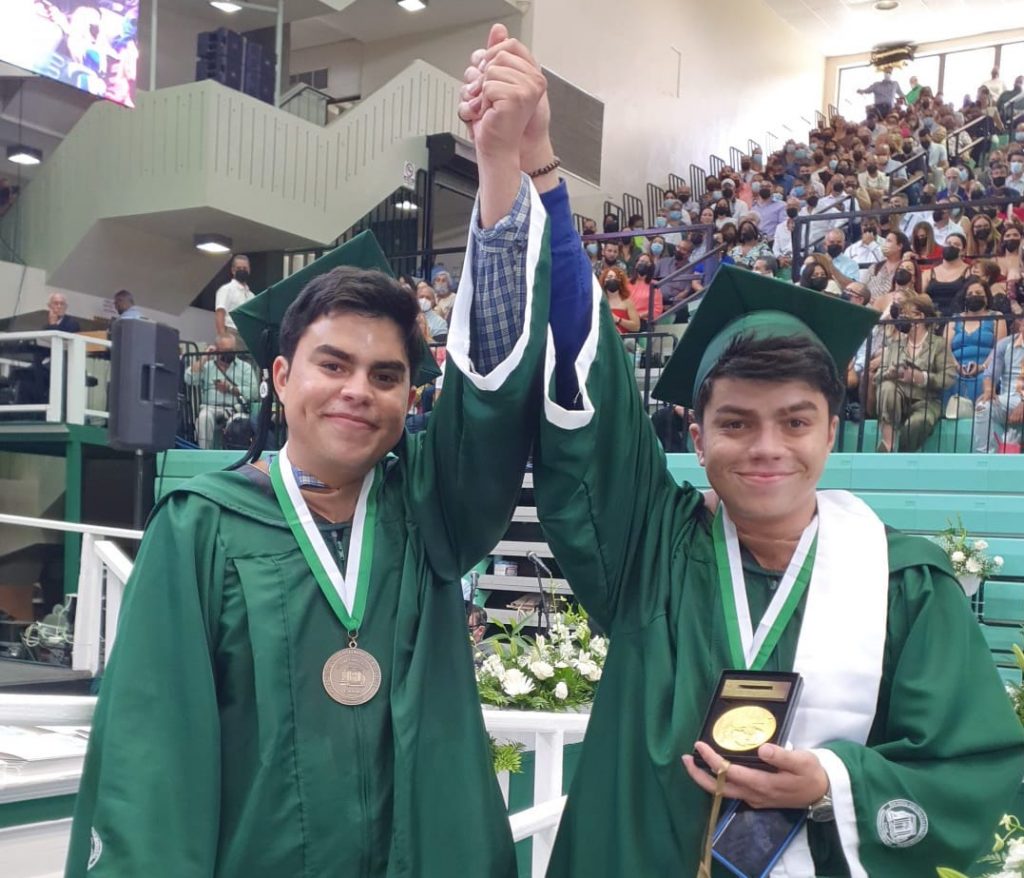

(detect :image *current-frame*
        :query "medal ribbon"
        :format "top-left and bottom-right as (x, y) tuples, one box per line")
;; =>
(270, 443), (381, 632)
(712, 505), (818, 671)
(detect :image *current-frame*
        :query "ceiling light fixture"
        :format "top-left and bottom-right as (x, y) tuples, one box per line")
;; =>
(396, 0), (427, 11)
(396, 200), (418, 212)
(874, 1), (899, 10)
(194, 233), (234, 254)
(7, 145), (42, 166)
(210, 1), (244, 12)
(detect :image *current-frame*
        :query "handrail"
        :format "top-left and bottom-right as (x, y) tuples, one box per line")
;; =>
(0, 694), (97, 725)
(886, 150), (929, 194)
(946, 115), (988, 163)
(0, 513), (143, 541)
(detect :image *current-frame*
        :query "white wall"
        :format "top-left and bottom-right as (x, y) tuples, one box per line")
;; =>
(0, 260), (217, 346)
(291, 39), (364, 97)
(524, 0), (825, 216)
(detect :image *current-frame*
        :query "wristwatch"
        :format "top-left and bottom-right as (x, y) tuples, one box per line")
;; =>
(808, 784), (834, 823)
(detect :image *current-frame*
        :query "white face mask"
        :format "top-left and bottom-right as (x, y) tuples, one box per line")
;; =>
(419, 298), (432, 313)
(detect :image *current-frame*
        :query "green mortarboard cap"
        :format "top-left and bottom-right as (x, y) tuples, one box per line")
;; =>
(652, 265), (880, 407)
(231, 230), (441, 385)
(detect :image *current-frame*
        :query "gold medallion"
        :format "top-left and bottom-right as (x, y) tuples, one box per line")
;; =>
(322, 647), (381, 706)
(711, 705), (777, 752)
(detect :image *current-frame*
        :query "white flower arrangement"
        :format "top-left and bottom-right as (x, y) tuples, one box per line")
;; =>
(476, 604), (606, 712)
(937, 517), (1004, 580)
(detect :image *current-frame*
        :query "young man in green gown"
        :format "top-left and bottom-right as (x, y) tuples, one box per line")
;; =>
(459, 36), (1024, 878)
(65, 38), (551, 878)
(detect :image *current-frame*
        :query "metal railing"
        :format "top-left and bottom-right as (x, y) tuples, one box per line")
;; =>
(687, 165), (705, 200)
(645, 183), (665, 226)
(946, 114), (990, 165)
(0, 330), (111, 425)
(621, 192), (644, 227)
(708, 154), (726, 177)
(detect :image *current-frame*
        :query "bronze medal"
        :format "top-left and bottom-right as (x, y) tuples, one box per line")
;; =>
(322, 647), (382, 706)
(711, 705), (777, 752)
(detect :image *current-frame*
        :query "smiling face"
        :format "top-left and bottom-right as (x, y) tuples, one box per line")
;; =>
(273, 312), (412, 485)
(690, 377), (836, 532)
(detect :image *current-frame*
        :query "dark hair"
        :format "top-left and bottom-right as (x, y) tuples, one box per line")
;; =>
(694, 333), (845, 423)
(114, 289), (133, 305)
(467, 605), (488, 627)
(278, 267), (422, 378)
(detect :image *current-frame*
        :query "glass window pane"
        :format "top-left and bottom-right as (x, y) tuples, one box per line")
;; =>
(837, 65), (881, 120)
(1000, 43), (1024, 84)
(900, 55), (941, 102)
(942, 47), (997, 107)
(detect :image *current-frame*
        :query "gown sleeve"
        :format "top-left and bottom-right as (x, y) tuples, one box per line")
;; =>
(531, 182), (701, 632)
(65, 495), (224, 877)
(811, 542), (1024, 877)
(405, 175), (550, 582)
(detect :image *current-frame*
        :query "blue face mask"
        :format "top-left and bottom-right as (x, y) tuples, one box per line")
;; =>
(1016, 132), (1024, 142)
(795, 149), (809, 160)
(651, 242), (664, 256)
(586, 243), (598, 256)
(655, 216), (668, 228)
(669, 210), (683, 221)
(959, 168), (969, 182)
(792, 186), (805, 198)
(1012, 162), (1024, 175)
(711, 190), (723, 201)
(771, 193), (784, 202)
(829, 159), (839, 171)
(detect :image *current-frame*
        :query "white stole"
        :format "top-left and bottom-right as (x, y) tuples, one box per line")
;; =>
(769, 490), (890, 877)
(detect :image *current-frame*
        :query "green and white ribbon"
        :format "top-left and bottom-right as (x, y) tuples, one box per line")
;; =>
(713, 505), (819, 671)
(270, 443), (381, 631)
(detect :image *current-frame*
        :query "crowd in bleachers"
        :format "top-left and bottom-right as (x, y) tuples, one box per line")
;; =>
(584, 63), (1024, 454)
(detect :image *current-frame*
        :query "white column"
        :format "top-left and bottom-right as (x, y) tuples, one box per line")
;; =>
(45, 339), (63, 423)
(65, 336), (86, 425)
(531, 728), (564, 877)
(71, 533), (101, 674)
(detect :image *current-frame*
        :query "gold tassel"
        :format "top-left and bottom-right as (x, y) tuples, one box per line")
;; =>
(697, 759), (732, 878)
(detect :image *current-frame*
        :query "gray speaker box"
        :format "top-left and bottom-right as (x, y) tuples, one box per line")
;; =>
(108, 320), (179, 452)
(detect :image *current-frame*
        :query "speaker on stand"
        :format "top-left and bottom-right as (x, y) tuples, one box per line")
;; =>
(108, 320), (180, 529)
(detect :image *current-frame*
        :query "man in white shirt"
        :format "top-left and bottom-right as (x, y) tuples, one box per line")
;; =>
(843, 222), (883, 283)
(1008, 154), (1024, 195)
(983, 67), (1005, 101)
(214, 254), (254, 341)
(930, 204), (957, 246)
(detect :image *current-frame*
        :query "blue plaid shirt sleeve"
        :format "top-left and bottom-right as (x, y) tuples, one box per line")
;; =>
(468, 174), (531, 375)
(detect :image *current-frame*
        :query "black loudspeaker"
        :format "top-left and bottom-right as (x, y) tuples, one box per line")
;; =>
(108, 320), (180, 452)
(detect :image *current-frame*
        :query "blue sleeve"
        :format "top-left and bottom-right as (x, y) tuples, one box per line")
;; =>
(539, 180), (592, 409)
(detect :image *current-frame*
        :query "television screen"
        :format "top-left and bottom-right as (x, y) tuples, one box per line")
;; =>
(0, 1), (140, 108)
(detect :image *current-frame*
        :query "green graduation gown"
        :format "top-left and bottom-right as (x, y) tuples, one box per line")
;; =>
(65, 187), (553, 877)
(534, 300), (1024, 877)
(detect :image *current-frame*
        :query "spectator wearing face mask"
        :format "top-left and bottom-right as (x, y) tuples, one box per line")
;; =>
(648, 235), (670, 264)
(431, 271), (456, 323)
(1007, 154), (1024, 195)
(663, 199), (689, 246)
(728, 219), (770, 268)
(415, 282), (448, 341)
(677, 187), (698, 216)
(868, 231), (910, 301)
(929, 202), (960, 246)
(653, 238), (697, 307)
(214, 254), (253, 342)
(751, 181), (787, 237)
(599, 266), (640, 336)
(909, 221), (943, 264)
(185, 333), (259, 449)
(719, 179), (743, 219)
(997, 227), (1023, 292)
(824, 228), (860, 282)
(843, 224), (883, 283)
(629, 255), (662, 322)
(938, 166), (970, 201)
(943, 277), (1008, 419)
(857, 71), (904, 119)
(968, 214), (998, 258)
(998, 77), (1024, 121)
(773, 197), (801, 268)
(799, 261), (839, 296)
(923, 231), (970, 315)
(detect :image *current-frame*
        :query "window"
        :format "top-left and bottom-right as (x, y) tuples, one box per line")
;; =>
(942, 47), (996, 106)
(289, 68), (328, 91)
(901, 55), (940, 101)
(999, 42), (1024, 83)
(837, 65), (881, 119)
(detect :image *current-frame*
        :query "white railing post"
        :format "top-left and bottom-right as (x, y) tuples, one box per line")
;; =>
(72, 533), (101, 674)
(94, 541), (132, 662)
(45, 339), (63, 423)
(65, 336), (87, 425)
(531, 727), (565, 876)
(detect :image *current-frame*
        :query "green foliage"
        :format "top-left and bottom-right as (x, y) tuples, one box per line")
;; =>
(489, 737), (525, 775)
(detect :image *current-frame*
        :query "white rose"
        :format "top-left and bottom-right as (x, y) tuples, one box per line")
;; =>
(584, 665), (603, 682)
(481, 655), (506, 680)
(590, 636), (608, 658)
(554, 681), (569, 700)
(974, 539), (989, 551)
(994, 556), (1005, 567)
(1004, 836), (1024, 869)
(577, 659), (599, 680)
(965, 557), (982, 574)
(529, 661), (555, 680)
(951, 550), (966, 564)
(501, 669), (535, 697)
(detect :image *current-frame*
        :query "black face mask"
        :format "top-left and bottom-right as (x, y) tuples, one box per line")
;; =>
(807, 276), (829, 292)
(894, 269), (913, 287)
(820, 171), (833, 186)
(933, 210), (946, 222)
(832, 184), (844, 195)
(806, 196), (819, 208)
(974, 227), (991, 241)
(690, 234), (704, 247)
(604, 279), (621, 294)
(993, 177), (1007, 188)
(740, 228), (757, 243)
(1005, 239), (1022, 252)
(826, 243), (843, 258)
(759, 187), (773, 199)
(636, 263), (652, 278)
(786, 207), (800, 218)
(920, 192), (935, 204)
(218, 353), (235, 365)
(943, 245), (961, 262)
(234, 269), (250, 284)
(715, 207), (730, 218)
(604, 221), (619, 233)
(965, 295), (987, 312)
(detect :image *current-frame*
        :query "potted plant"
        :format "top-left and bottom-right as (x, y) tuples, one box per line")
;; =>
(937, 517), (1004, 597)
